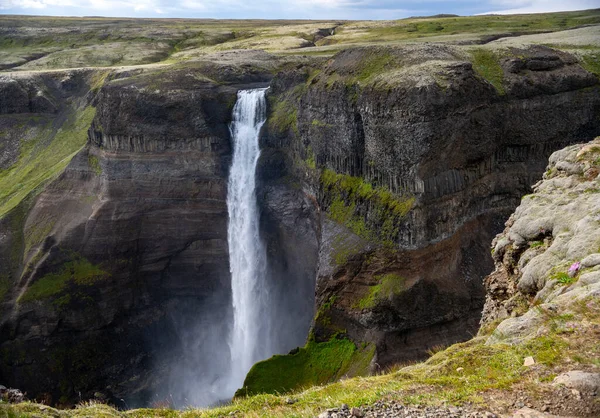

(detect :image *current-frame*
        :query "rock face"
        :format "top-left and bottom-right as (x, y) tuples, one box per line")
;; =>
(258, 43), (600, 377)
(481, 137), (600, 343)
(0, 56), (293, 406)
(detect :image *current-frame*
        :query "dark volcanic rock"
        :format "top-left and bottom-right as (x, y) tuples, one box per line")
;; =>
(259, 43), (600, 374)
(0, 62), (274, 406)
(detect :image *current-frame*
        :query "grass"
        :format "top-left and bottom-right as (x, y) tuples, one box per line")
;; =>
(0, 322), (591, 418)
(352, 10), (600, 44)
(2, 9), (599, 69)
(0, 106), (96, 219)
(321, 169), (415, 247)
(237, 336), (375, 397)
(267, 97), (298, 134)
(354, 51), (394, 84)
(353, 273), (407, 309)
(581, 51), (600, 76)
(88, 155), (102, 175)
(470, 48), (506, 95)
(18, 254), (109, 303)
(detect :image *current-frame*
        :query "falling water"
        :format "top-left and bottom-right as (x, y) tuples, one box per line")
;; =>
(225, 88), (272, 394)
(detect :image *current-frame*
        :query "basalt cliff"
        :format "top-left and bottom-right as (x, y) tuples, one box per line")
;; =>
(0, 19), (599, 408)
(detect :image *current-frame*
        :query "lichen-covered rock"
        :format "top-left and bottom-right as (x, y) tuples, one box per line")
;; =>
(482, 137), (600, 343)
(553, 371), (600, 394)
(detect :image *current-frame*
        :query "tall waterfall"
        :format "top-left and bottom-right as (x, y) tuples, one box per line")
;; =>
(226, 88), (272, 393)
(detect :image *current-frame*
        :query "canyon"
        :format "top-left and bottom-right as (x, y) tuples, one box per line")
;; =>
(0, 11), (599, 410)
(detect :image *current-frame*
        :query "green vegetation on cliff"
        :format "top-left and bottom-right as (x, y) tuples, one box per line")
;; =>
(267, 97), (298, 134)
(237, 336), (375, 397)
(0, 106), (96, 218)
(18, 253), (109, 303)
(470, 48), (506, 95)
(322, 169), (414, 247)
(353, 273), (407, 309)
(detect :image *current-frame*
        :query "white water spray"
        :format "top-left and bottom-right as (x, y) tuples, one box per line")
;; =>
(226, 88), (272, 393)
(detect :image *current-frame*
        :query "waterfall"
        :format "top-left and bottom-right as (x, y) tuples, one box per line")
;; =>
(225, 88), (272, 393)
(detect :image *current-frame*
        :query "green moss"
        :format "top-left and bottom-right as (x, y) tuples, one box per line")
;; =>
(581, 51), (600, 76)
(355, 51), (394, 83)
(18, 254), (109, 303)
(89, 69), (111, 93)
(354, 273), (407, 309)
(315, 296), (338, 327)
(87, 154), (102, 175)
(268, 98), (298, 134)
(529, 240), (544, 248)
(238, 336), (375, 397)
(0, 106), (96, 218)
(322, 169), (414, 247)
(470, 49), (505, 95)
(304, 146), (317, 170)
(23, 214), (56, 256)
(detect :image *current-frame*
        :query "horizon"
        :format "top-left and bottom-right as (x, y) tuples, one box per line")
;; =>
(0, 1), (599, 21)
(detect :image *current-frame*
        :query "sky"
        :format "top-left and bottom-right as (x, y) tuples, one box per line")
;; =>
(0, 0), (598, 20)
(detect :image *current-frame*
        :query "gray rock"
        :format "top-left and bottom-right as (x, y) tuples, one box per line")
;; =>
(486, 308), (545, 345)
(576, 271), (600, 287)
(512, 407), (561, 417)
(581, 253), (600, 268)
(553, 371), (600, 393)
(555, 161), (583, 175)
(2, 388), (24, 403)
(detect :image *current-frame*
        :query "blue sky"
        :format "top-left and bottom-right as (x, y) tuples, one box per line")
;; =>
(0, 0), (598, 20)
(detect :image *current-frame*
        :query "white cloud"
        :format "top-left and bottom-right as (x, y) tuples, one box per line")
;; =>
(482, 0), (598, 14)
(18, 0), (46, 8)
(0, 0), (597, 18)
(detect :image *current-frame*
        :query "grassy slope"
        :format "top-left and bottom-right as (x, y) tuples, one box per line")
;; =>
(0, 106), (96, 218)
(1, 9), (599, 69)
(1, 296), (598, 417)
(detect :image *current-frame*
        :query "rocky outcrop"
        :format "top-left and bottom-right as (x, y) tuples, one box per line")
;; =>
(481, 137), (600, 342)
(256, 43), (600, 382)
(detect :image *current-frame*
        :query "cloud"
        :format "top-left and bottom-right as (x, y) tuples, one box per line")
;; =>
(482, 0), (598, 14)
(0, 0), (596, 18)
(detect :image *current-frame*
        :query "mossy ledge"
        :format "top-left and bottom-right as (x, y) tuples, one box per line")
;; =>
(321, 169), (415, 248)
(236, 336), (375, 397)
(353, 273), (407, 310)
(18, 252), (110, 304)
(469, 48), (506, 95)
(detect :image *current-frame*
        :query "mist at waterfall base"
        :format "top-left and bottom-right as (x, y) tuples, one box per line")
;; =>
(156, 88), (312, 408)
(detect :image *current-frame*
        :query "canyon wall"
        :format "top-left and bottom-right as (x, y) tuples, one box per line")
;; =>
(243, 43), (600, 394)
(1, 43), (600, 404)
(0, 56), (282, 406)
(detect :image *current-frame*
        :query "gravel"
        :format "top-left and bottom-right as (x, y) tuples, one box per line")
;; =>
(316, 401), (497, 418)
